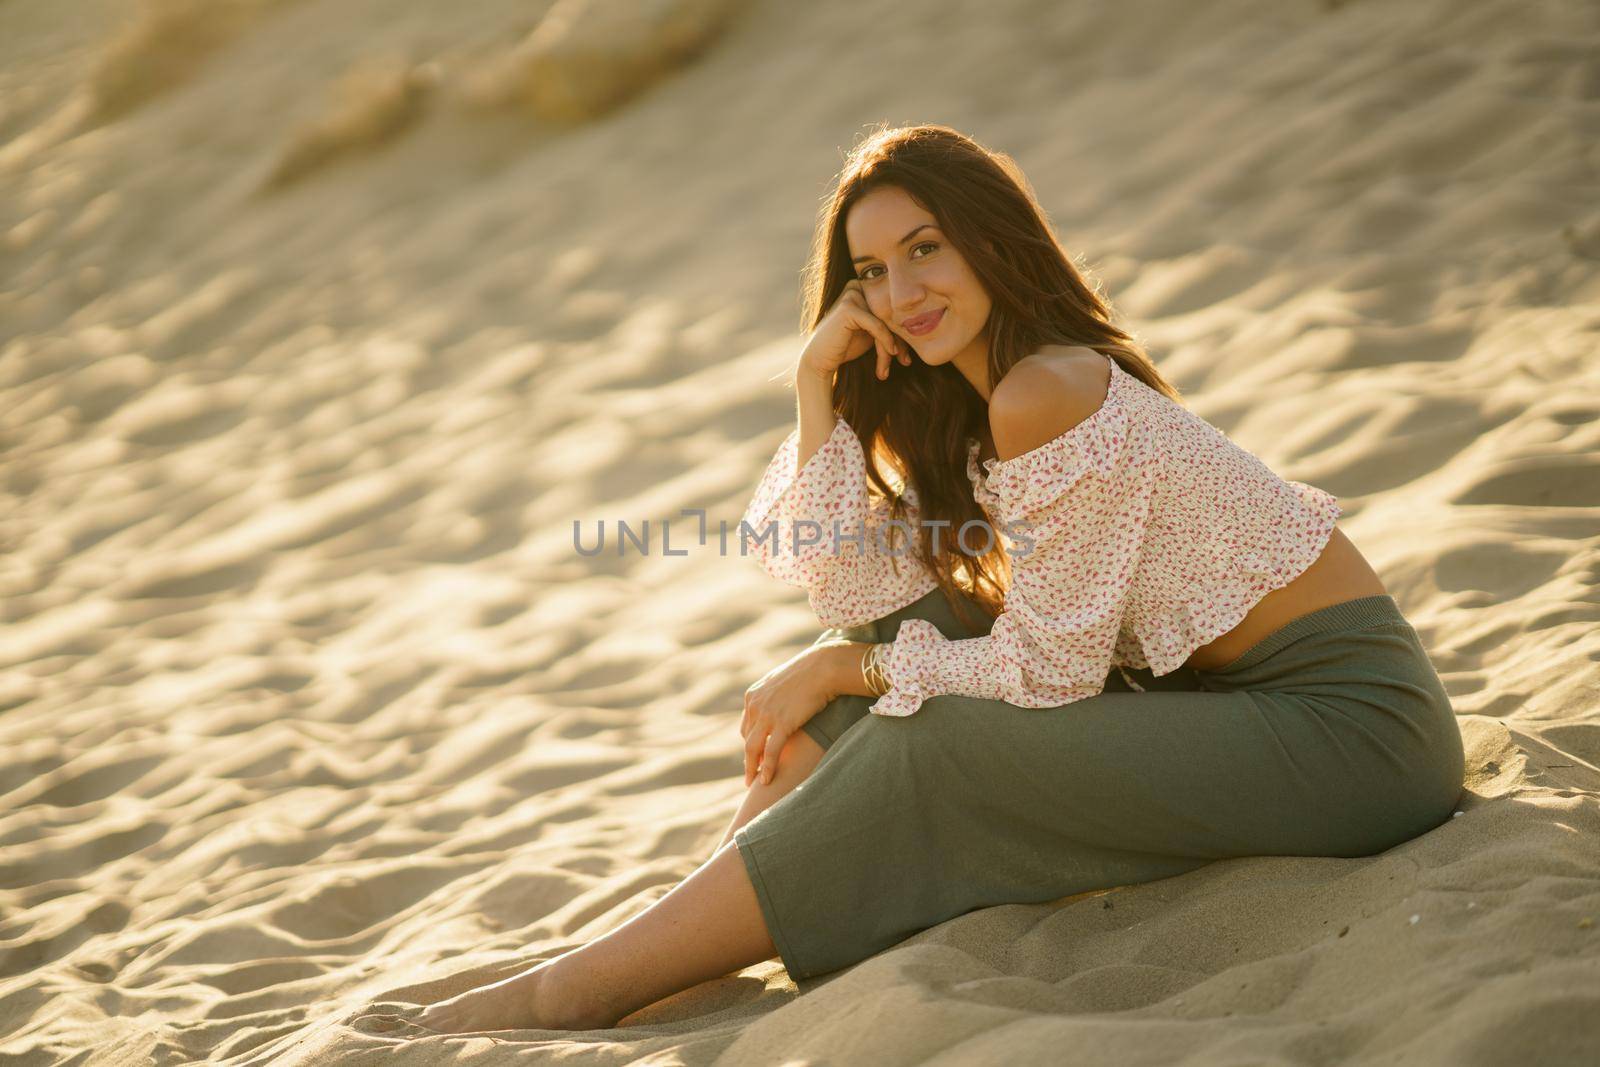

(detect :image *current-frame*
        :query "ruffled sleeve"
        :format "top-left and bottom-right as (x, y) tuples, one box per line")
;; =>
(868, 383), (1146, 717)
(740, 414), (938, 628)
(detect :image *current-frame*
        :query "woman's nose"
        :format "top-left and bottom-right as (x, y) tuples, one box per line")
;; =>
(889, 273), (925, 315)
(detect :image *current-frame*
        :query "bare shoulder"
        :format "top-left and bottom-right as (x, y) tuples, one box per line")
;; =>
(988, 346), (1110, 462)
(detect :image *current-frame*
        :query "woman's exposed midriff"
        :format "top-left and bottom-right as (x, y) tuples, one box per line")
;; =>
(1181, 525), (1389, 673)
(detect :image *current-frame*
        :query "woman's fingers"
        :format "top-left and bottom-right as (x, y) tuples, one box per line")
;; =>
(879, 334), (902, 379)
(742, 723), (790, 787)
(745, 725), (771, 787)
(858, 313), (899, 379)
(837, 285), (903, 379)
(838, 282), (908, 376)
(744, 730), (760, 787)
(875, 321), (900, 363)
(759, 730), (786, 785)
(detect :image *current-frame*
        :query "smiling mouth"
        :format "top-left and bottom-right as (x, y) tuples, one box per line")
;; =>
(902, 309), (944, 335)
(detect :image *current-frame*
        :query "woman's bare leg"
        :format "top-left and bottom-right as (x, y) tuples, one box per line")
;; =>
(716, 729), (828, 851)
(412, 730), (829, 1034)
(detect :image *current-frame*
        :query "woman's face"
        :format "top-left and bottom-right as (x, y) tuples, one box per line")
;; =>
(845, 184), (993, 377)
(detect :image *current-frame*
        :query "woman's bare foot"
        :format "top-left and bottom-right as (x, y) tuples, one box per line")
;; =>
(411, 957), (617, 1034)
(410, 838), (778, 1034)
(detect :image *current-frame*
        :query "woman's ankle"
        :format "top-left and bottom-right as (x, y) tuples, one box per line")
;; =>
(537, 952), (629, 1030)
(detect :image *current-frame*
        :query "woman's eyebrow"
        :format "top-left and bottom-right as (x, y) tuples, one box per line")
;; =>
(851, 223), (939, 264)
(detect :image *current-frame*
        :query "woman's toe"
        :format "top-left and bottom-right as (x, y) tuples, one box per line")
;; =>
(412, 1004), (461, 1033)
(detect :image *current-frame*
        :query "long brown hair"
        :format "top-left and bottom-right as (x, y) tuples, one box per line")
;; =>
(800, 122), (1185, 631)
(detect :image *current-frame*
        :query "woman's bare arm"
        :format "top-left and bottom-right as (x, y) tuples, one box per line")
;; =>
(793, 358), (837, 474)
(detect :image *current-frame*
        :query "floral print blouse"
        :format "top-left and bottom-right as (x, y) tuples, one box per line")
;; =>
(739, 353), (1343, 717)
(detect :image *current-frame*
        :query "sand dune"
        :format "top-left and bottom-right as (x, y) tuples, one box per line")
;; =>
(2, 0), (1598, 1062)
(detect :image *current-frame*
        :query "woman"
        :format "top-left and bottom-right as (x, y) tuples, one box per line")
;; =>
(412, 123), (1466, 1034)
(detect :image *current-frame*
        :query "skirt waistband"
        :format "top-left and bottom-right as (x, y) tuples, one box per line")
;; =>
(1212, 594), (1408, 674)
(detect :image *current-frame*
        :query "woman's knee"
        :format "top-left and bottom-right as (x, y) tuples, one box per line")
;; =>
(805, 692), (871, 748)
(746, 729), (827, 800)
(773, 729), (826, 785)
(828, 703), (957, 771)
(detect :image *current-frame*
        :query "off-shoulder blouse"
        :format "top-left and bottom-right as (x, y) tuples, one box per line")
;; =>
(738, 353), (1342, 717)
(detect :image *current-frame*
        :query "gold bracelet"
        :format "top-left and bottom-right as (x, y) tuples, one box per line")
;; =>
(873, 645), (893, 695)
(861, 642), (891, 697)
(859, 643), (878, 696)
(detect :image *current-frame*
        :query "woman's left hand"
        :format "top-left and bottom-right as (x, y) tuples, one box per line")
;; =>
(741, 643), (843, 786)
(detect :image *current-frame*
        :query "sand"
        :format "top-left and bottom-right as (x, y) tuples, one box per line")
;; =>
(2, 0), (1598, 1063)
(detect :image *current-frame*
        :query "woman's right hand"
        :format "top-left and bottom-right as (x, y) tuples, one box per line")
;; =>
(798, 279), (914, 383)
(741, 642), (841, 786)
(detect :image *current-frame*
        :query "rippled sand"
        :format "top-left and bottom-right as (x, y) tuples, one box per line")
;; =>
(2, 1), (1597, 1063)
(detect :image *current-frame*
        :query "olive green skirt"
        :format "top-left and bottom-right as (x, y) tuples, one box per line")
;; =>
(732, 588), (1466, 982)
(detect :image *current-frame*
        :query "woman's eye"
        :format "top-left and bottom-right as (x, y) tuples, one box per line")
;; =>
(857, 243), (937, 282)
